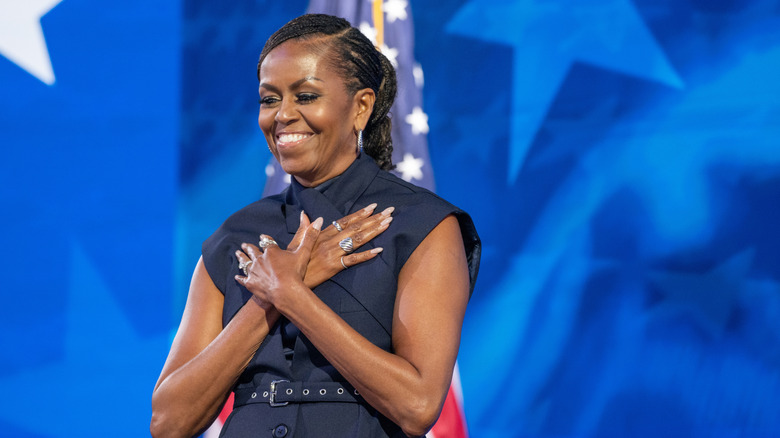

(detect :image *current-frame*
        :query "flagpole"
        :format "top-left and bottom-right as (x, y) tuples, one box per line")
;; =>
(372, 0), (384, 48)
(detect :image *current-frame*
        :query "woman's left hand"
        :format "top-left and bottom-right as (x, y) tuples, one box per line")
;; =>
(234, 217), (323, 307)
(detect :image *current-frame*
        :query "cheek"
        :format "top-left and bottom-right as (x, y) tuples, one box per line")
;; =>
(258, 110), (272, 132)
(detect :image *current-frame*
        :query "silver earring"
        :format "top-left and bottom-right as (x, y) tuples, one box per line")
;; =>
(357, 129), (363, 152)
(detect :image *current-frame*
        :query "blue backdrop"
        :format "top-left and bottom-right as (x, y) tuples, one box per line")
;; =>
(1, 0), (779, 436)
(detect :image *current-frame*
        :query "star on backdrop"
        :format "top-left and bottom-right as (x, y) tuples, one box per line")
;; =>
(0, 244), (169, 437)
(446, 0), (684, 183)
(0, 0), (63, 85)
(648, 250), (751, 338)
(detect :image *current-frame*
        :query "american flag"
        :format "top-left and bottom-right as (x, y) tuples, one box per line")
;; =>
(209, 1), (468, 437)
(262, 0), (436, 196)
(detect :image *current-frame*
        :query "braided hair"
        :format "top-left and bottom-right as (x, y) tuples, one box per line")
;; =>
(258, 14), (397, 170)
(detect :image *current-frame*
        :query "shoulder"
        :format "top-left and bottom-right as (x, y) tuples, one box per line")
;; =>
(219, 193), (286, 232)
(201, 192), (288, 293)
(369, 169), (454, 210)
(364, 169), (482, 296)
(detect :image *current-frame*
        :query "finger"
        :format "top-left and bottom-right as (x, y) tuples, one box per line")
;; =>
(289, 210), (310, 249)
(334, 203), (378, 231)
(242, 242), (264, 259)
(235, 249), (251, 262)
(348, 209), (394, 249)
(234, 274), (248, 285)
(341, 247), (383, 269)
(257, 235), (282, 254)
(293, 217), (323, 255)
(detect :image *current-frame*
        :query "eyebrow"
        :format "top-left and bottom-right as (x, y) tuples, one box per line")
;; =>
(260, 76), (324, 92)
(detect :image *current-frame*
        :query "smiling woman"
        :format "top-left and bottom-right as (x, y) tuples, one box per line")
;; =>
(257, 41), (372, 186)
(150, 14), (480, 438)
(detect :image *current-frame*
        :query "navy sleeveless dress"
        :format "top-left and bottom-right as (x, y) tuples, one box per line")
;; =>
(202, 153), (480, 437)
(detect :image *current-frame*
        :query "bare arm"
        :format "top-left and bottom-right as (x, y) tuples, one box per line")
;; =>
(150, 206), (390, 437)
(150, 258), (279, 438)
(240, 215), (470, 437)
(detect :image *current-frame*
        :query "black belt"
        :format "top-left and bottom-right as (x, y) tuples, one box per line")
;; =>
(234, 380), (363, 407)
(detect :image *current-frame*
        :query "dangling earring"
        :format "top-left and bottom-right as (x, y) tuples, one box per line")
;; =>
(357, 129), (363, 153)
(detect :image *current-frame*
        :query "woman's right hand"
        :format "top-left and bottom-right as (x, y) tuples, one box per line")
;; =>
(292, 203), (394, 289)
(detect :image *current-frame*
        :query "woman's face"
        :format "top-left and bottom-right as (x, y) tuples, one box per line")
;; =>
(258, 40), (362, 187)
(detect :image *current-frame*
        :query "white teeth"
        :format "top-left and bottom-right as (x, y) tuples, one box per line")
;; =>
(278, 133), (309, 143)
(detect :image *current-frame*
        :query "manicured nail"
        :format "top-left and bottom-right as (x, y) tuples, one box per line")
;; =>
(380, 217), (393, 226)
(300, 210), (305, 222)
(370, 247), (383, 254)
(312, 217), (323, 230)
(363, 203), (378, 212)
(381, 206), (395, 217)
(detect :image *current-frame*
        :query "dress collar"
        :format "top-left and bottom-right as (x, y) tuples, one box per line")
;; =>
(283, 153), (380, 233)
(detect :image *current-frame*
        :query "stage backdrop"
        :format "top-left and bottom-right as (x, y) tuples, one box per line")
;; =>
(1, 0), (779, 437)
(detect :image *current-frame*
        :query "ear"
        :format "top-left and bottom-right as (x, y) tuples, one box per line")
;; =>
(353, 88), (376, 132)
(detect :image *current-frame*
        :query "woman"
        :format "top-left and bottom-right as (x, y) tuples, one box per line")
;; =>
(151, 14), (480, 438)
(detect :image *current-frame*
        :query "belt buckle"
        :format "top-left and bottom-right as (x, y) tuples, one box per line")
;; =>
(269, 379), (290, 407)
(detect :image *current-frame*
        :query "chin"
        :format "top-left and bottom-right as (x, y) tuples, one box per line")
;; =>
(277, 159), (310, 180)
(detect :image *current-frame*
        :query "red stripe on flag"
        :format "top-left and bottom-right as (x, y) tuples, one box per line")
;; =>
(218, 392), (234, 423)
(429, 385), (468, 438)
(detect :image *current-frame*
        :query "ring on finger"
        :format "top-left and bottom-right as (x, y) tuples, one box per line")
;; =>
(259, 235), (278, 249)
(339, 237), (354, 253)
(238, 260), (252, 276)
(332, 221), (343, 232)
(340, 256), (348, 270)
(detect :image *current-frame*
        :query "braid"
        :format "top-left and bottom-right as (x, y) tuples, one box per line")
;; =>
(258, 14), (397, 170)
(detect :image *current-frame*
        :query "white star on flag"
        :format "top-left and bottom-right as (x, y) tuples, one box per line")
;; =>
(0, 0), (63, 85)
(384, 0), (408, 23)
(413, 62), (424, 88)
(380, 44), (399, 68)
(405, 106), (429, 135)
(359, 21), (377, 45)
(396, 153), (424, 182)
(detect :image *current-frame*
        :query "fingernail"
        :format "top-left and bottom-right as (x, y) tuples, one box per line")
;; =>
(300, 210), (305, 222)
(312, 217), (323, 230)
(370, 247), (383, 254)
(381, 206), (394, 217)
(364, 203), (378, 212)
(380, 217), (393, 227)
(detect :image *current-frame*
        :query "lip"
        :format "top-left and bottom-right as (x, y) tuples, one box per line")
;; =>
(276, 131), (313, 148)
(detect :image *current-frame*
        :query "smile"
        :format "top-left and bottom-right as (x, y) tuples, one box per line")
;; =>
(276, 133), (312, 147)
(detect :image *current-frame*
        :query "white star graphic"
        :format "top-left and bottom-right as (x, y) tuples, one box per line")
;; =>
(359, 21), (377, 45)
(384, 0), (409, 22)
(404, 106), (429, 135)
(0, 0), (63, 85)
(396, 153), (424, 182)
(380, 43), (399, 68)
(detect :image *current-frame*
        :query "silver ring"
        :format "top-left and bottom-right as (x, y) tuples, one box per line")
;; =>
(332, 221), (343, 232)
(238, 260), (252, 276)
(338, 237), (354, 253)
(259, 235), (278, 249)
(340, 256), (348, 269)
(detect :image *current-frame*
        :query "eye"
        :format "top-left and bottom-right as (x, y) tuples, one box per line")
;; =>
(296, 93), (319, 103)
(259, 96), (279, 106)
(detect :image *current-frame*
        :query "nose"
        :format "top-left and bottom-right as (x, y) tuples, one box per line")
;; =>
(274, 97), (297, 124)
